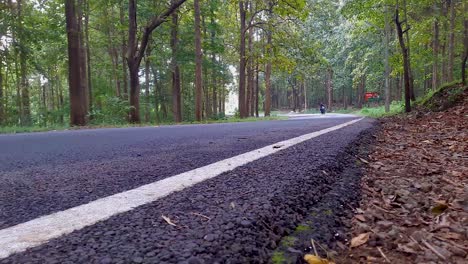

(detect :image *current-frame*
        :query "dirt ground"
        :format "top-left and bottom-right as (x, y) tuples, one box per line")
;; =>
(336, 87), (467, 263)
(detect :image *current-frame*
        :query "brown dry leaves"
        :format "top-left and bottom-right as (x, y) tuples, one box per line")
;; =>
(338, 94), (468, 264)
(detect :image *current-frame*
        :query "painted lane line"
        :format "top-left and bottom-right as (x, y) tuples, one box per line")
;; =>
(0, 117), (364, 259)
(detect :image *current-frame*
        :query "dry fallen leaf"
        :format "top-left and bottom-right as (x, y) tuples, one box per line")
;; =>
(161, 215), (177, 227)
(304, 254), (334, 264)
(355, 215), (366, 222)
(431, 203), (449, 215)
(350, 233), (370, 248)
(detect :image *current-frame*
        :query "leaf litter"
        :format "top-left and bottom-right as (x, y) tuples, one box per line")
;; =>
(337, 90), (467, 263)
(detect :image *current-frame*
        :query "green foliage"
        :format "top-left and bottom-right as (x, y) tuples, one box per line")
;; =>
(90, 97), (131, 125)
(281, 236), (297, 247)
(354, 102), (405, 118)
(295, 224), (311, 232)
(271, 251), (286, 264)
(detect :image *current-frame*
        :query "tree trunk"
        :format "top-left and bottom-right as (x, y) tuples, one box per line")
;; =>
(0, 54), (3, 125)
(402, 0), (415, 101)
(77, 0), (89, 119)
(120, 1), (128, 99)
(357, 76), (363, 109)
(255, 61), (259, 117)
(448, 0), (455, 82)
(144, 54), (150, 123)
(384, 4), (391, 112)
(395, 3), (412, 112)
(84, 0), (92, 115)
(194, 0), (203, 121)
(171, 9), (182, 122)
(210, 17), (218, 117)
(247, 2), (254, 117)
(151, 66), (161, 124)
(463, 1), (468, 86)
(65, 0), (87, 125)
(433, 17), (440, 90)
(264, 19), (272, 116)
(127, 0), (140, 123)
(304, 78), (308, 111)
(327, 68), (333, 112)
(17, 0), (31, 126)
(238, 0), (247, 118)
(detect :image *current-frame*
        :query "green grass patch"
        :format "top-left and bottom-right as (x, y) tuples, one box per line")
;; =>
(0, 116), (286, 134)
(295, 224), (311, 232)
(352, 102), (404, 118)
(271, 251), (286, 264)
(281, 236), (297, 247)
(0, 125), (70, 134)
(416, 81), (466, 111)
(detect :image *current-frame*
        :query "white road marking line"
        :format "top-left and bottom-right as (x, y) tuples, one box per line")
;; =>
(0, 117), (364, 259)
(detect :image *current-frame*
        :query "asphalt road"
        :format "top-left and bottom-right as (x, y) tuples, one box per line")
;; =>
(0, 115), (374, 263)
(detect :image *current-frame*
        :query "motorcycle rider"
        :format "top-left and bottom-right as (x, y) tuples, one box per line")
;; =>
(320, 103), (326, 114)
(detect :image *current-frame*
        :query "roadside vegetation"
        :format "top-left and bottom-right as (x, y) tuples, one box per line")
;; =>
(1, 0), (466, 132)
(336, 82), (467, 264)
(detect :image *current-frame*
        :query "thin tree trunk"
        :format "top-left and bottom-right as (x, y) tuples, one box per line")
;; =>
(151, 66), (161, 124)
(433, 16), (440, 90)
(238, 0), (247, 118)
(84, 0), (92, 115)
(327, 68), (333, 112)
(304, 78), (308, 111)
(247, 2), (254, 117)
(463, 0), (468, 85)
(120, 1), (128, 99)
(395, 2), (412, 112)
(448, 0), (456, 82)
(77, 0), (89, 119)
(212, 66), (218, 117)
(17, 0), (31, 126)
(264, 6), (272, 117)
(441, 1), (449, 84)
(384, 4), (391, 112)
(171, 9), (182, 122)
(194, 0), (203, 121)
(402, 0), (415, 101)
(65, 0), (87, 125)
(144, 54), (150, 123)
(255, 61), (259, 117)
(0, 54), (3, 125)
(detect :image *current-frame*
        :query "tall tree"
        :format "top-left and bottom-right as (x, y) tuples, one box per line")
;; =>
(447, 0), (456, 82)
(264, 3), (273, 117)
(171, 7), (182, 123)
(0, 53), (3, 125)
(384, 4), (391, 113)
(194, 0), (203, 121)
(395, 1), (411, 112)
(238, 1), (247, 118)
(433, 8), (440, 91)
(65, 0), (87, 125)
(17, 0), (31, 126)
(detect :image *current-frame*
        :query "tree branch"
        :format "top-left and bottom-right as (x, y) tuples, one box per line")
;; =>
(135, 0), (187, 65)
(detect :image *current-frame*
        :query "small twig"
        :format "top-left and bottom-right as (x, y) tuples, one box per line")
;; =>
(409, 236), (425, 250)
(190, 212), (211, 221)
(161, 215), (178, 227)
(311, 239), (318, 256)
(377, 247), (390, 263)
(433, 236), (468, 250)
(422, 239), (446, 260)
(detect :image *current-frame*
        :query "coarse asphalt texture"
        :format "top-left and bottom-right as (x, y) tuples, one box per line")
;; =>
(0, 115), (375, 263)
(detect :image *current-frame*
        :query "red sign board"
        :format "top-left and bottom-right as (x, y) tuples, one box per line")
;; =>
(364, 92), (380, 102)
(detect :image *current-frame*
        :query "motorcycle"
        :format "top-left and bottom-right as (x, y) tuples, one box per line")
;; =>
(320, 105), (326, 114)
